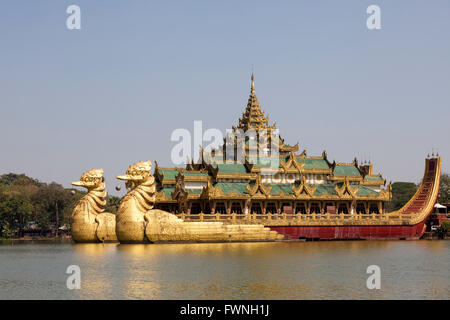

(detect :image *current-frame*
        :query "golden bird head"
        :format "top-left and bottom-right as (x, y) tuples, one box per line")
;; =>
(71, 168), (104, 189)
(117, 160), (152, 182)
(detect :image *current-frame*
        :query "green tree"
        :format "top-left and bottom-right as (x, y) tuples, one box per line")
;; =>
(0, 173), (83, 237)
(440, 221), (450, 231)
(30, 182), (78, 230)
(437, 173), (450, 204)
(0, 193), (33, 237)
(105, 195), (121, 214)
(386, 182), (418, 211)
(1, 221), (13, 238)
(0, 173), (41, 188)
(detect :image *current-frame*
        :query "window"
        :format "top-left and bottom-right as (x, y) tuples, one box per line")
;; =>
(215, 202), (226, 214)
(190, 202), (202, 214)
(231, 202), (242, 214)
(251, 202), (262, 214)
(338, 204), (348, 214)
(356, 203), (366, 214)
(310, 203), (321, 214)
(369, 204), (379, 214)
(295, 203), (306, 214)
(266, 202), (277, 214)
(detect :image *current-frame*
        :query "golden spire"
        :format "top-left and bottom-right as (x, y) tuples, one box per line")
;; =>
(237, 73), (273, 132)
(251, 73), (255, 94)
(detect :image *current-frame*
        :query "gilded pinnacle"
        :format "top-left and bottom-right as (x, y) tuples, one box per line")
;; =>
(251, 73), (255, 94)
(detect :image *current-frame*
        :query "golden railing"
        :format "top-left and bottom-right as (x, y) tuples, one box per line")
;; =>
(175, 212), (413, 226)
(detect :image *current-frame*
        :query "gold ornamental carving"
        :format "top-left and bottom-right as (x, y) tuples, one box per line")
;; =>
(71, 169), (117, 243)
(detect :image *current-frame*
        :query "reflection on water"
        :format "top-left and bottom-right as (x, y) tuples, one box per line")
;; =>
(0, 241), (449, 299)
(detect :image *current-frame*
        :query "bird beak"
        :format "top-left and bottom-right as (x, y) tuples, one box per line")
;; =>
(116, 175), (131, 181)
(71, 181), (84, 187)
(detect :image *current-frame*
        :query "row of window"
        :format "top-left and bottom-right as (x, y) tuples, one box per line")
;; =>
(157, 201), (382, 215)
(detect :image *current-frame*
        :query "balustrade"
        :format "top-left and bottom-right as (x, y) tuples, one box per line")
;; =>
(174, 211), (411, 224)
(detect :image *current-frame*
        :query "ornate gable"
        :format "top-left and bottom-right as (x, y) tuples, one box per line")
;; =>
(246, 175), (272, 197)
(280, 151), (305, 173)
(291, 176), (316, 198)
(334, 178), (358, 199)
(200, 180), (225, 198)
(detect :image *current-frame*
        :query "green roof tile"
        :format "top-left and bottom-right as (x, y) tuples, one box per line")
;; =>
(365, 176), (383, 181)
(247, 156), (281, 168)
(157, 169), (178, 181)
(169, 181), (380, 197)
(333, 165), (361, 176)
(356, 185), (379, 196)
(269, 183), (294, 195)
(315, 184), (338, 195)
(298, 158), (330, 170)
(182, 171), (208, 176)
(214, 163), (248, 173)
(159, 187), (175, 198)
(215, 182), (249, 194)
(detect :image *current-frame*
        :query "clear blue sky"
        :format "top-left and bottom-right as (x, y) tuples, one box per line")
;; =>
(1, 0), (449, 195)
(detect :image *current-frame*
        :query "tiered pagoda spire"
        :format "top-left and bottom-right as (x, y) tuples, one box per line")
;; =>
(236, 74), (275, 132)
(209, 73), (299, 160)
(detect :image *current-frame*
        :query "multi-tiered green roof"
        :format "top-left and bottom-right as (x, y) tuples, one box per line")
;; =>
(153, 75), (391, 214)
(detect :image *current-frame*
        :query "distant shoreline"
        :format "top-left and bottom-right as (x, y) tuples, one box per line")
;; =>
(0, 237), (72, 243)
(1, 236), (448, 244)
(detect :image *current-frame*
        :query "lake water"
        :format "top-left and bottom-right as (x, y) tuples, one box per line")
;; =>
(0, 240), (448, 299)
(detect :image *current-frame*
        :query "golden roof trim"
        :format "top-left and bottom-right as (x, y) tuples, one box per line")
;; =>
(291, 176), (316, 198)
(334, 178), (358, 199)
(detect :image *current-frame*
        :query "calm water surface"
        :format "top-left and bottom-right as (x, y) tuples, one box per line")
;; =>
(0, 240), (448, 299)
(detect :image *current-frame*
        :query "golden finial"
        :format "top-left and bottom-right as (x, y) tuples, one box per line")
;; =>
(251, 73), (255, 94)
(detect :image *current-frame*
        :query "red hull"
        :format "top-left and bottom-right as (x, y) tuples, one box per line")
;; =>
(270, 222), (427, 240)
(269, 157), (441, 241)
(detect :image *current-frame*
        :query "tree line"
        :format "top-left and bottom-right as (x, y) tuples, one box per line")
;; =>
(0, 172), (449, 238)
(0, 173), (120, 238)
